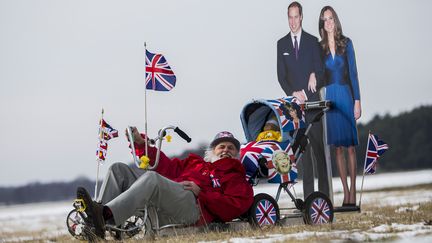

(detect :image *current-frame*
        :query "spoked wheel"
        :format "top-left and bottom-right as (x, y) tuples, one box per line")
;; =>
(66, 209), (87, 240)
(303, 191), (334, 225)
(248, 193), (280, 227)
(108, 215), (147, 240)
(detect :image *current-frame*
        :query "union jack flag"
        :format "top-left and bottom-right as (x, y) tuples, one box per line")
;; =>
(240, 140), (297, 184)
(210, 174), (221, 188)
(309, 198), (332, 224)
(145, 50), (176, 91)
(363, 133), (389, 175)
(240, 141), (271, 181)
(255, 199), (277, 226)
(261, 141), (297, 183)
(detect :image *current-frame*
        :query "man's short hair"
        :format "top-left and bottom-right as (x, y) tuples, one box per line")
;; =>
(288, 1), (303, 16)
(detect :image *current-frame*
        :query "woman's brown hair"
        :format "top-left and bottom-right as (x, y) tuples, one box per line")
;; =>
(319, 6), (347, 55)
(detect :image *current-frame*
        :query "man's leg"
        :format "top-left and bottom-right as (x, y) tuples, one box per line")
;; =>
(308, 120), (330, 197)
(301, 146), (314, 200)
(97, 162), (145, 204)
(106, 171), (199, 226)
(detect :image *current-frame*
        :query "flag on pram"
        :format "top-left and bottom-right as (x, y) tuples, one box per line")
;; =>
(145, 50), (176, 91)
(240, 140), (297, 183)
(363, 133), (389, 174)
(96, 119), (118, 162)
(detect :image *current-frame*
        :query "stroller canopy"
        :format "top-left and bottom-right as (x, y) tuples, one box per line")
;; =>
(240, 97), (305, 143)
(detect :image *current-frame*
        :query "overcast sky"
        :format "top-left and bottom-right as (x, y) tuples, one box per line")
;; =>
(1, 0), (431, 186)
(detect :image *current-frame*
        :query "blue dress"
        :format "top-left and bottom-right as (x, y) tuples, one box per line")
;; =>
(324, 38), (360, 147)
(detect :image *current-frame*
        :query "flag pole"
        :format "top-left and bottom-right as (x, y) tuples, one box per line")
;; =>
(144, 42), (149, 157)
(358, 130), (371, 209)
(94, 108), (104, 201)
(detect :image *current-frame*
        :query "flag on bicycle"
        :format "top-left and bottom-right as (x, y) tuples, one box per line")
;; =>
(99, 119), (119, 140)
(145, 50), (176, 91)
(363, 133), (389, 174)
(96, 119), (118, 162)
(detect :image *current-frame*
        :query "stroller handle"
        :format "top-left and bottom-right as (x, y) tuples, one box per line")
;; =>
(304, 100), (332, 111)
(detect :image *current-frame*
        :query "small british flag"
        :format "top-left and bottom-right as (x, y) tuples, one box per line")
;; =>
(145, 50), (176, 91)
(210, 174), (221, 188)
(363, 133), (389, 175)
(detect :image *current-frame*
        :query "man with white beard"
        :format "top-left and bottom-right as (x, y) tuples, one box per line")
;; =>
(76, 129), (254, 239)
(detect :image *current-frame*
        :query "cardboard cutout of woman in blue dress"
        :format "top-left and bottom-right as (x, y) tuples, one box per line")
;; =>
(319, 6), (362, 207)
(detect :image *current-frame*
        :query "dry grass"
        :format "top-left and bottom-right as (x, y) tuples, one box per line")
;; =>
(4, 184), (432, 242)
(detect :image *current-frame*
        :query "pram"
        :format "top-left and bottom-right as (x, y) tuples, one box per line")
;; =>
(239, 97), (334, 226)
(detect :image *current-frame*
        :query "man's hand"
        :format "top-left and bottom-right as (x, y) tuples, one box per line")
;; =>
(125, 127), (146, 145)
(354, 100), (362, 120)
(292, 90), (306, 103)
(308, 73), (317, 93)
(180, 181), (201, 197)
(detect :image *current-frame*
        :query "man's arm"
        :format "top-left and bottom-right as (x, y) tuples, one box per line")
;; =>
(128, 128), (186, 179)
(277, 39), (294, 96)
(304, 37), (324, 100)
(198, 172), (254, 222)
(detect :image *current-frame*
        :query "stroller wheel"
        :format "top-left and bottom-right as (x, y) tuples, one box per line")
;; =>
(66, 209), (86, 240)
(303, 191), (334, 225)
(248, 193), (280, 227)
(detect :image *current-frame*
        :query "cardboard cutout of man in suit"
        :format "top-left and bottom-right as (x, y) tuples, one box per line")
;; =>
(276, 1), (330, 199)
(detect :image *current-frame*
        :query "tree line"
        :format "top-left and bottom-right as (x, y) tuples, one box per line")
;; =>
(0, 105), (430, 205)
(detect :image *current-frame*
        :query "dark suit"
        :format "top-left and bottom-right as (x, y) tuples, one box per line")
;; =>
(277, 30), (329, 199)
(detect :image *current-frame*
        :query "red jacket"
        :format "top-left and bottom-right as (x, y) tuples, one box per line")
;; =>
(135, 143), (254, 225)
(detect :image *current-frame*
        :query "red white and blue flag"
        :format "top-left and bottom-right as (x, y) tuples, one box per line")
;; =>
(261, 141), (297, 184)
(96, 119), (118, 162)
(363, 133), (389, 174)
(96, 140), (108, 161)
(240, 141), (271, 181)
(99, 119), (119, 141)
(145, 50), (176, 91)
(240, 140), (297, 183)
(210, 174), (221, 188)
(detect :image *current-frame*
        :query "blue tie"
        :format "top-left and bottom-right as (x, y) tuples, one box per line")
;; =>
(294, 36), (299, 60)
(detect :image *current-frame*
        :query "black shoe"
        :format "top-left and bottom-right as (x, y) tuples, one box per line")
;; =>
(76, 187), (105, 239)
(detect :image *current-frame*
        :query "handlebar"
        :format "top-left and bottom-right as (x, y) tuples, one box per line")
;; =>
(174, 127), (192, 143)
(127, 125), (189, 171)
(304, 100), (332, 111)
(151, 126), (191, 170)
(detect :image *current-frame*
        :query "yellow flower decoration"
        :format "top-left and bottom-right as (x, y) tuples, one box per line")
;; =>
(139, 155), (150, 169)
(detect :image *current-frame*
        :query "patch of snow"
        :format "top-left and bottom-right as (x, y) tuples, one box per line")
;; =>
(396, 205), (420, 213)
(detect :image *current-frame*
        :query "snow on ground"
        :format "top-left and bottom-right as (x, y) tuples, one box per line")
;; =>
(0, 170), (431, 242)
(224, 223), (432, 243)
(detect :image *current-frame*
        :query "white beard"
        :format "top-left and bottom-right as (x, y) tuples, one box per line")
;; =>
(203, 148), (238, 163)
(204, 149), (221, 163)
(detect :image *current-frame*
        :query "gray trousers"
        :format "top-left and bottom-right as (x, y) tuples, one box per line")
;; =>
(97, 163), (200, 226)
(301, 112), (330, 199)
